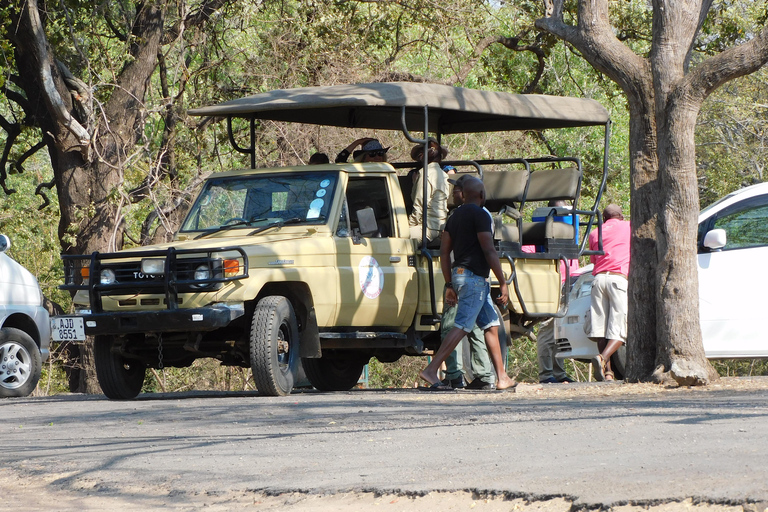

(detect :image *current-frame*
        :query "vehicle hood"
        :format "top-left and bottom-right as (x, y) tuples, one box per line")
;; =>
(113, 229), (327, 256)
(0, 253), (42, 306)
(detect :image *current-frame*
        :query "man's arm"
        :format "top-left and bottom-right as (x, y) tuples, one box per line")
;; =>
(440, 231), (457, 306)
(478, 231), (508, 307)
(335, 137), (373, 163)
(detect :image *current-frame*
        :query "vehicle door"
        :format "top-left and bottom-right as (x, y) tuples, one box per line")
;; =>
(333, 175), (418, 328)
(697, 195), (768, 357)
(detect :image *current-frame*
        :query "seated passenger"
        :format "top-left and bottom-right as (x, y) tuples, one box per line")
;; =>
(409, 138), (449, 243)
(335, 138), (389, 163)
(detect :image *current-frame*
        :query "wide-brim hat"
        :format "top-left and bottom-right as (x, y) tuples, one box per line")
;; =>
(410, 137), (448, 161)
(353, 139), (390, 160)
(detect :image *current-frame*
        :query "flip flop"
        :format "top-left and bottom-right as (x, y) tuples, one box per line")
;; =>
(418, 382), (455, 391)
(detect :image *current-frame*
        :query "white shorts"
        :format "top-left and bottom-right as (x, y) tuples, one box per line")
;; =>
(587, 273), (628, 342)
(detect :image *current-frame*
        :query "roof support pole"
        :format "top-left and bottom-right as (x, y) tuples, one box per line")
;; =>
(227, 116), (257, 169)
(400, 106), (439, 322)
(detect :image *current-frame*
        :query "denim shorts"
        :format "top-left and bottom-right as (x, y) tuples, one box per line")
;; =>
(452, 267), (500, 332)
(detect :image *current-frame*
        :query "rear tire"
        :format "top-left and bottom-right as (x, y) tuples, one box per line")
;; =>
(302, 355), (368, 391)
(0, 328), (42, 398)
(611, 344), (626, 380)
(94, 335), (146, 400)
(250, 296), (300, 396)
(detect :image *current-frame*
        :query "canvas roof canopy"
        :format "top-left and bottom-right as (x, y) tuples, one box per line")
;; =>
(187, 82), (610, 134)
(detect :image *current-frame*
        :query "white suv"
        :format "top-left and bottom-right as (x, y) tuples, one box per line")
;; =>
(556, 182), (768, 376)
(0, 234), (51, 397)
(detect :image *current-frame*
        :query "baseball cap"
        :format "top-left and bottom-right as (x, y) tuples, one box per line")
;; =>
(447, 174), (473, 188)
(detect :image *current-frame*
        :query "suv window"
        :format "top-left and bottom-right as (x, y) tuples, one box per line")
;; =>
(712, 201), (768, 250)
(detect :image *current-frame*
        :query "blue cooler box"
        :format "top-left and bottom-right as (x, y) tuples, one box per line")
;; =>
(531, 207), (579, 251)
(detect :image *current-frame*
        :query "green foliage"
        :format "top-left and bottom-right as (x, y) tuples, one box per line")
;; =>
(696, 69), (768, 208)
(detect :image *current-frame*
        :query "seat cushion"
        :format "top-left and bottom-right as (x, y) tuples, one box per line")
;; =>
(521, 220), (575, 245)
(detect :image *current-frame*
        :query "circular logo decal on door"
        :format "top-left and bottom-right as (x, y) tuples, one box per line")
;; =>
(359, 256), (384, 299)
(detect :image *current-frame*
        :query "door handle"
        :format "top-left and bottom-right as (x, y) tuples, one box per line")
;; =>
(390, 256), (401, 263)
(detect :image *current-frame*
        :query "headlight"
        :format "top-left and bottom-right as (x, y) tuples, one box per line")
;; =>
(100, 268), (116, 285)
(194, 264), (211, 281)
(141, 258), (166, 275)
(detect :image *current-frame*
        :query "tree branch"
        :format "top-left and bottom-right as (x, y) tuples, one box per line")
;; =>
(0, 122), (21, 194)
(535, 0), (651, 98)
(163, 0), (235, 44)
(13, 140), (47, 174)
(685, 26), (768, 103)
(21, 0), (91, 156)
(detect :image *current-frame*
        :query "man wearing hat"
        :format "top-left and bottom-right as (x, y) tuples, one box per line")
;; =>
(587, 203), (631, 381)
(408, 138), (449, 243)
(335, 137), (389, 163)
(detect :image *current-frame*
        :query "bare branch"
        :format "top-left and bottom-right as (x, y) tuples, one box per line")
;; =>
(13, 140), (47, 174)
(0, 86), (28, 115)
(495, 33), (547, 94)
(163, 0), (235, 44)
(35, 178), (55, 210)
(104, 12), (128, 42)
(0, 122), (21, 194)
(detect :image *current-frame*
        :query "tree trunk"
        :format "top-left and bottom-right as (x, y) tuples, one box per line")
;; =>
(625, 92), (661, 381)
(8, 1), (165, 393)
(653, 97), (719, 384)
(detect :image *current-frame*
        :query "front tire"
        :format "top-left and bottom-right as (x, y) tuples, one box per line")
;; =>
(250, 296), (300, 396)
(94, 335), (146, 400)
(0, 328), (42, 398)
(302, 355), (368, 391)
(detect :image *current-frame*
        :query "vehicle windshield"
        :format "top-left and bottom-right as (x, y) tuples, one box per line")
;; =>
(180, 171), (338, 233)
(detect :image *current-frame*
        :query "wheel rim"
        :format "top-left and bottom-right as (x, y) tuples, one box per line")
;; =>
(0, 341), (33, 390)
(277, 321), (291, 370)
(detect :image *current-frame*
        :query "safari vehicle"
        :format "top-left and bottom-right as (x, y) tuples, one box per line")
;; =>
(52, 82), (611, 399)
(0, 234), (51, 397)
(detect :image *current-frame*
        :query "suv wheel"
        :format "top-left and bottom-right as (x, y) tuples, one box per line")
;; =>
(250, 296), (299, 396)
(0, 328), (42, 398)
(302, 355), (368, 391)
(94, 335), (146, 399)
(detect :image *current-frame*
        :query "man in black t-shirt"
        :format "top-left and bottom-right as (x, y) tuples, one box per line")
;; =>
(419, 177), (517, 391)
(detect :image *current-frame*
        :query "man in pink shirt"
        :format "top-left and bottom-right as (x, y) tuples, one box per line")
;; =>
(587, 203), (631, 380)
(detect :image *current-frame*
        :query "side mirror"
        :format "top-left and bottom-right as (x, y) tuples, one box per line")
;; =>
(355, 207), (379, 237)
(703, 228), (727, 250)
(0, 234), (10, 253)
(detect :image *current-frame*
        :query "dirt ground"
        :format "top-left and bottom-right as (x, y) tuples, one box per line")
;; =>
(6, 377), (768, 512)
(2, 469), (762, 512)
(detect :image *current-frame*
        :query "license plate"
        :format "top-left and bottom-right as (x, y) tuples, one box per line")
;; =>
(51, 316), (86, 341)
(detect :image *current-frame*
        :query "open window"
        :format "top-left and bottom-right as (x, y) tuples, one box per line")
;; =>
(342, 177), (393, 239)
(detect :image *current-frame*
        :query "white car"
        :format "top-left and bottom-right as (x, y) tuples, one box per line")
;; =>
(0, 234), (51, 397)
(555, 182), (768, 376)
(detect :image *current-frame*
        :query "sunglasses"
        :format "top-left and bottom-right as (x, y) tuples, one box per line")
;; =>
(365, 150), (387, 157)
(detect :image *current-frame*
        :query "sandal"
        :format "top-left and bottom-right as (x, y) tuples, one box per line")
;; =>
(604, 370), (615, 381)
(591, 354), (606, 381)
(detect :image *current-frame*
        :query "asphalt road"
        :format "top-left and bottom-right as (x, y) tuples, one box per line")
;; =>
(3, 380), (768, 508)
